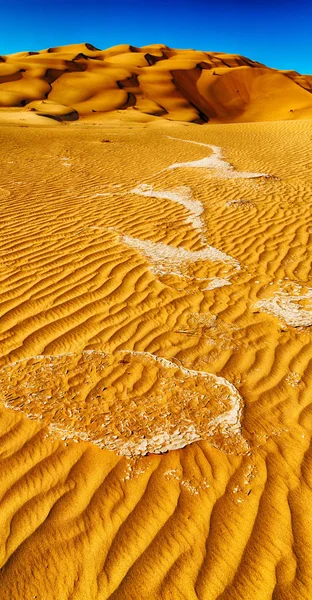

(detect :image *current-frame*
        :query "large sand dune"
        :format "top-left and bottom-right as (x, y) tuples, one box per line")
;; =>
(0, 115), (312, 598)
(0, 42), (311, 124)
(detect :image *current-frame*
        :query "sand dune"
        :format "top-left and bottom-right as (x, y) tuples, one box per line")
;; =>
(0, 76), (312, 598)
(0, 42), (311, 124)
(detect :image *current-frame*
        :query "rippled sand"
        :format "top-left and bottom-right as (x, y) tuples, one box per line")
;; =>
(0, 119), (312, 599)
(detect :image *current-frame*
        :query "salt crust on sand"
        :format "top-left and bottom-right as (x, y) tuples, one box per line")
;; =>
(0, 350), (246, 456)
(203, 278), (232, 290)
(256, 283), (312, 327)
(127, 350), (242, 430)
(121, 234), (239, 278)
(166, 136), (268, 179)
(130, 183), (206, 239)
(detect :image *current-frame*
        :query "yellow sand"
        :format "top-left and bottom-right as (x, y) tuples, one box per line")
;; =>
(0, 46), (312, 599)
(0, 43), (311, 124)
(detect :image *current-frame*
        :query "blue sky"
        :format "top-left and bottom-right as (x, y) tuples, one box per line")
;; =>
(1, 0), (311, 73)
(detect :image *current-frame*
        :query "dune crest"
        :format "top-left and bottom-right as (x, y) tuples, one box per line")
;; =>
(0, 42), (311, 124)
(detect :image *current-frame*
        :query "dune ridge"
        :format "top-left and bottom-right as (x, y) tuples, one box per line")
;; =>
(0, 42), (311, 124)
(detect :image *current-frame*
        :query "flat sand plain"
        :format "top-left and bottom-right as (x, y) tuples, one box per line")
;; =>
(0, 119), (312, 599)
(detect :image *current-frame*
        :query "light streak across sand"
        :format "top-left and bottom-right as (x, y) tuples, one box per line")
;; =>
(166, 136), (268, 179)
(256, 284), (312, 327)
(130, 183), (206, 239)
(120, 234), (240, 277)
(203, 277), (231, 290)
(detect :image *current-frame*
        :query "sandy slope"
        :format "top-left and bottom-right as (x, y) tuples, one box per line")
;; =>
(0, 118), (311, 598)
(0, 43), (311, 125)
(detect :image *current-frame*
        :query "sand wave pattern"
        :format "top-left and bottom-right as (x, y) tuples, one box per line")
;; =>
(0, 120), (312, 599)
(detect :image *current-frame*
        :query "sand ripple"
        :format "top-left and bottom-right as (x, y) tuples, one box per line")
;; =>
(0, 120), (311, 599)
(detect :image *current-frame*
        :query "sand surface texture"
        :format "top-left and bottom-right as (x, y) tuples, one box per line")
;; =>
(0, 101), (312, 598)
(0, 43), (312, 125)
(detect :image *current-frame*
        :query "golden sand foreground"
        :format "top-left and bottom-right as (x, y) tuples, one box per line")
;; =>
(0, 108), (312, 598)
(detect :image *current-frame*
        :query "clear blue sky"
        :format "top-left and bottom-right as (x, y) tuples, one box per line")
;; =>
(1, 0), (311, 74)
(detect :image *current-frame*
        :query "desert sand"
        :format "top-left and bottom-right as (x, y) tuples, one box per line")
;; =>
(0, 43), (311, 600)
(0, 43), (312, 125)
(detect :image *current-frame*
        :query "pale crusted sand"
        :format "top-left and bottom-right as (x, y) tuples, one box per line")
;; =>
(256, 282), (312, 327)
(130, 183), (206, 237)
(0, 349), (245, 456)
(165, 136), (269, 178)
(0, 112), (311, 600)
(120, 234), (239, 277)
